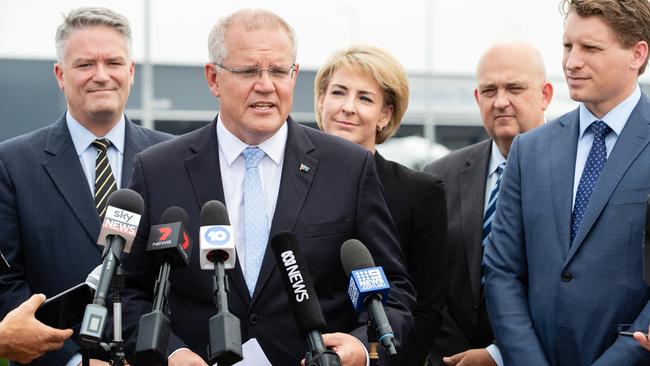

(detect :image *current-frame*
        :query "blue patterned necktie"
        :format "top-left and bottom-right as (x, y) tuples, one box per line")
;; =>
(570, 120), (612, 244)
(481, 161), (505, 286)
(242, 147), (269, 296)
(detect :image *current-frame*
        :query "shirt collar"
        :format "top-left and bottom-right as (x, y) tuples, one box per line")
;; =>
(488, 141), (507, 177)
(66, 111), (126, 156)
(578, 84), (641, 138)
(216, 114), (288, 166)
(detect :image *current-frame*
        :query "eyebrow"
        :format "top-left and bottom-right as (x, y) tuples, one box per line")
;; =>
(72, 56), (127, 64)
(331, 83), (377, 96)
(478, 81), (526, 89)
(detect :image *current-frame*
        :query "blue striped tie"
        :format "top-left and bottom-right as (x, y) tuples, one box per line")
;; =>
(481, 162), (505, 285)
(242, 147), (269, 296)
(570, 120), (611, 244)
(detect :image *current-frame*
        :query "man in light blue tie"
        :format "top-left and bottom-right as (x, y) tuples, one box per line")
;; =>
(241, 146), (268, 295)
(120, 8), (415, 366)
(484, 0), (650, 364)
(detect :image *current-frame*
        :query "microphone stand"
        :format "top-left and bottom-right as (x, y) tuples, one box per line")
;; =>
(207, 259), (243, 365)
(366, 319), (379, 366)
(82, 348), (90, 366)
(80, 266), (127, 365)
(108, 265), (126, 366)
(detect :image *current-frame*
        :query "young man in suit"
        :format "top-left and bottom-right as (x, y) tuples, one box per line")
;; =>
(120, 9), (414, 366)
(0, 7), (171, 365)
(485, 0), (650, 364)
(424, 41), (553, 366)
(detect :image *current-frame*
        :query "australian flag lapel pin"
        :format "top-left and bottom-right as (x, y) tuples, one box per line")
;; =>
(299, 163), (311, 173)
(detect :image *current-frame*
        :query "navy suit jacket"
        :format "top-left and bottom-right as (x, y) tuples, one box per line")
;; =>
(121, 118), (415, 365)
(424, 140), (495, 363)
(0, 114), (171, 364)
(485, 94), (650, 365)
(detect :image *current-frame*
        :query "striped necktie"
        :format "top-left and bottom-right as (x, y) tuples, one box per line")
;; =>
(481, 161), (505, 285)
(92, 139), (117, 218)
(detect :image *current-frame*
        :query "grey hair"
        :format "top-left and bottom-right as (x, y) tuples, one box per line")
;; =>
(55, 7), (132, 63)
(207, 8), (297, 64)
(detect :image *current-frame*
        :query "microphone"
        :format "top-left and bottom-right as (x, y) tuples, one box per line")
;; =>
(200, 200), (236, 270)
(79, 189), (144, 347)
(135, 206), (193, 364)
(271, 231), (341, 366)
(643, 194), (650, 286)
(340, 239), (397, 355)
(200, 200), (243, 365)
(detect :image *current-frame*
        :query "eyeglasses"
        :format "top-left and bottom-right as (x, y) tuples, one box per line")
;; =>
(214, 63), (296, 81)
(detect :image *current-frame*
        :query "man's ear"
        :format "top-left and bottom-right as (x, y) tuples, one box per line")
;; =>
(205, 63), (221, 97)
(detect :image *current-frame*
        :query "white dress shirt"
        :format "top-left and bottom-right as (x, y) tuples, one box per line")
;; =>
(216, 115), (287, 274)
(484, 141), (507, 213)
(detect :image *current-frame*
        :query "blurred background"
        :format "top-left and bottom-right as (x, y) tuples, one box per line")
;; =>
(2, 0), (650, 168)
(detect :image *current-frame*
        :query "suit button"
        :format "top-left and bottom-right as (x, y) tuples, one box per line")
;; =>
(561, 271), (573, 282)
(249, 313), (258, 325)
(472, 305), (479, 315)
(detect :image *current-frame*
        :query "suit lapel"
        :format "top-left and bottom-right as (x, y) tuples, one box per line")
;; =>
(550, 111), (579, 257)
(251, 119), (317, 303)
(460, 140), (491, 304)
(185, 120), (226, 209)
(184, 120), (252, 303)
(569, 97), (650, 258)
(42, 116), (101, 248)
(121, 118), (145, 187)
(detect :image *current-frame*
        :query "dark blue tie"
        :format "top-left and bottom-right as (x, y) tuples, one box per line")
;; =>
(481, 162), (505, 286)
(570, 120), (612, 244)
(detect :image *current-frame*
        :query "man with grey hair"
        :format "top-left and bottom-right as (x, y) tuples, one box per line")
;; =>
(120, 8), (414, 366)
(0, 7), (170, 365)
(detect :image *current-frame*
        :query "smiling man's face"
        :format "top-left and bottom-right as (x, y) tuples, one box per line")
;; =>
(54, 25), (134, 130)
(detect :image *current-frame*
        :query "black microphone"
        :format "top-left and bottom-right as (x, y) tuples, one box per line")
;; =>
(79, 188), (144, 347)
(200, 200), (242, 366)
(134, 206), (193, 364)
(340, 239), (397, 355)
(271, 231), (342, 366)
(643, 194), (650, 286)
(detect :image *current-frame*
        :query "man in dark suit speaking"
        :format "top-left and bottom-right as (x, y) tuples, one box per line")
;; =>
(0, 7), (170, 365)
(120, 8), (414, 366)
(424, 41), (553, 366)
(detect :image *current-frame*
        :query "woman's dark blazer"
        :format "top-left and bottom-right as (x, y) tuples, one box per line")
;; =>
(374, 152), (447, 365)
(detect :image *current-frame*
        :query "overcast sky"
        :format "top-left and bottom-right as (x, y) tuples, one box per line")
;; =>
(1, 0), (571, 77)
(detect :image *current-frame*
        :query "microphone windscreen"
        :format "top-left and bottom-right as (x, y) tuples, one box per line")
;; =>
(340, 239), (375, 276)
(160, 206), (190, 228)
(201, 200), (230, 226)
(107, 188), (144, 215)
(270, 231), (326, 335)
